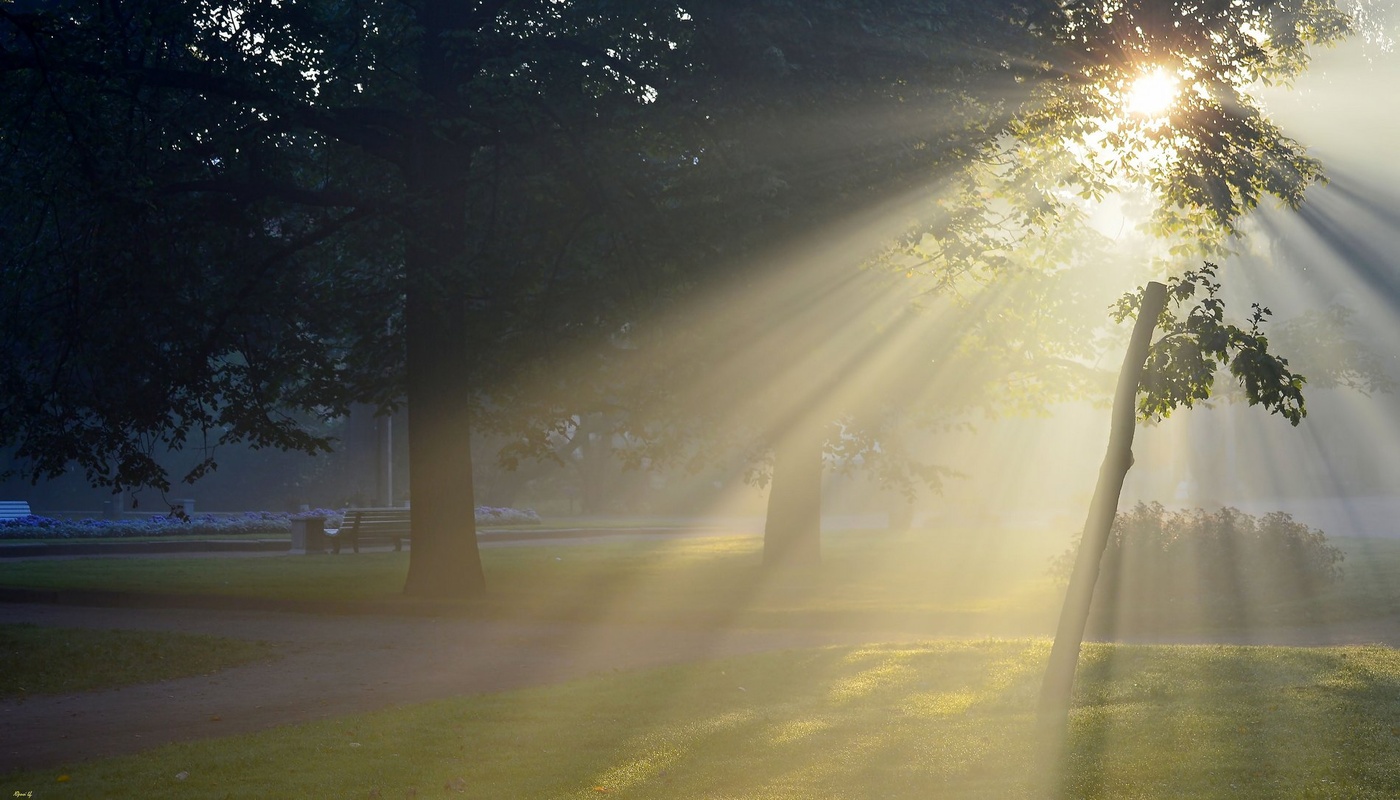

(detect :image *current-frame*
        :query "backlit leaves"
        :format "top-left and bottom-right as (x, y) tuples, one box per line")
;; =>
(1116, 263), (1306, 425)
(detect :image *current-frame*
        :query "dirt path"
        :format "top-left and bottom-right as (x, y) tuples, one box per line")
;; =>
(4, 600), (1400, 775)
(0, 603), (925, 773)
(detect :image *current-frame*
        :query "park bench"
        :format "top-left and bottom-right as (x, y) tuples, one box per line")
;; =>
(0, 501), (32, 521)
(327, 507), (411, 554)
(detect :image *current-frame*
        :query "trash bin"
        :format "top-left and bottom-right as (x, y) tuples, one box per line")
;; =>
(291, 517), (327, 554)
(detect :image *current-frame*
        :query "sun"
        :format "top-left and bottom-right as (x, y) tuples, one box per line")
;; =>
(1124, 67), (1180, 120)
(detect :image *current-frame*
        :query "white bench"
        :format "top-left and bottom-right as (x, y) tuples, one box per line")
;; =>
(0, 501), (32, 520)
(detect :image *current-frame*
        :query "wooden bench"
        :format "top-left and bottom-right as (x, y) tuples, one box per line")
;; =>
(327, 507), (411, 554)
(0, 501), (32, 521)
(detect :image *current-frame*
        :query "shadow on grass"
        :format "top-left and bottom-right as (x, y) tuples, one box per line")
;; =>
(10, 641), (1400, 798)
(0, 624), (275, 698)
(0, 531), (1068, 636)
(1065, 644), (1400, 798)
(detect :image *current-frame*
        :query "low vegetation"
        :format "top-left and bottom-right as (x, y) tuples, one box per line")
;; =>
(0, 506), (541, 541)
(0, 624), (275, 698)
(5, 640), (1400, 798)
(1054, 503), (1354, 633)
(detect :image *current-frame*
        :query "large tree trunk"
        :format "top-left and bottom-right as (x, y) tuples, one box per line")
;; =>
(1036, 281), (1168, 763)
(400, 0), (487, 599)
(399, 181), (487, 598)
(763, 429), (824, 568)
(401, 270), (486, 598)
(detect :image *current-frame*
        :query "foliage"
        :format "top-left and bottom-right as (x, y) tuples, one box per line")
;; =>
(0, 511), (293, 540)
(1009, 0), (1349, 250)
(472, 506), (543, 527)
(0, 506), (539, 540)
(1270, 303), (1398, 395)
(616, 0), (1352, 504)
(1053, 501), (1345, 623)
(1116, 263), (1308, 425)
(0, 0), (690, 493)
(0, 1), (1356, 591)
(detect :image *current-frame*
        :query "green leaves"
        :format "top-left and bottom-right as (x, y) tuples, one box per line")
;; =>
(1117, 263), (1306, 426)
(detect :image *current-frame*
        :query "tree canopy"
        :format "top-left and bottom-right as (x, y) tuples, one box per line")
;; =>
(0, 0), (1353, 593)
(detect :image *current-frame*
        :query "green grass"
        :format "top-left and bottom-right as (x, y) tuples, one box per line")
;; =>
(0, 551), (410, 602)
(0, 624), (276, 698)
(2, 531), (1399, 635)
(5, 640), (1400, 798)
(0, 531), (287, 545)
(529, 517), (731, 529)
(0, 529), (1067, 634)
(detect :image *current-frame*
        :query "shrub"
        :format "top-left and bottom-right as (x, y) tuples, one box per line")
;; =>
(0, 506), (541, 540)
(1053, 502), (1345, 629)
(474, 506), (542, 525)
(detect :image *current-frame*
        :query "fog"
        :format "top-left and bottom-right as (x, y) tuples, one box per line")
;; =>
(7, 12), (1400, 552)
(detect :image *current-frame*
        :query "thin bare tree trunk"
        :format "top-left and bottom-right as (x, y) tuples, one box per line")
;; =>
(1036, 281), (1168, 765)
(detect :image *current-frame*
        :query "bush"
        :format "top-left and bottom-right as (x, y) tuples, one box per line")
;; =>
(0, 512), (291, 540)
(1053, 502), (1345, 629)
(474, 506), (542, 525)
(0, 505), (541, 540)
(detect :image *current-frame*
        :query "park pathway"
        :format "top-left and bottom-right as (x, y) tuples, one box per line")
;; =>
(0, 602), (922, 773)
(6, 599), (1400, 774)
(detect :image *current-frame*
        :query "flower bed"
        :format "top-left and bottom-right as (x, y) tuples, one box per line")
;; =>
(0, 506), (541, 540)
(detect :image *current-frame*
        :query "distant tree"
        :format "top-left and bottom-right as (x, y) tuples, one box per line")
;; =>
(594, 0), (1351, 568)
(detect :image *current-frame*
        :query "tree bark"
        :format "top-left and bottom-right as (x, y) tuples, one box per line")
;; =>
(401, 269), (486, 598)
(400, 0), (487, 599)
(762, 429), (824, 568)
(399, 180), (487, 598)
(1036, 281), (1168, 757)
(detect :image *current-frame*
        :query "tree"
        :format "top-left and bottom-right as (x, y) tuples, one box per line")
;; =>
(592, 0), (1350, 568)
(1037, 265), (1307, 773)
(0, 0), (1351, 591)
(0, 0), (691, 597)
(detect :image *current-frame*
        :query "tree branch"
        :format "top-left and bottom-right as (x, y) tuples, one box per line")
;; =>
(159, 178), (378, 209)
(0, 47), (410, 163)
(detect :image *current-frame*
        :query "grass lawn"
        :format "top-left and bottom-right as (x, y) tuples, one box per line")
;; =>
(0, 624), (276, 698)
(529, 516), (738, 529)
(4, 639), (1400, 798)
(0, 530), (288, 545)
(0, 529), (1394, 636)
(0, 529), (1068, 634)
(1, 530), (1398, 634)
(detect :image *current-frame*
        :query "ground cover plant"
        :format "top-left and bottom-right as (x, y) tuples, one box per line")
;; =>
(5, 640), (1400, 798)
(0, 506), (541, 541)
(0, 624), (275, 699)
